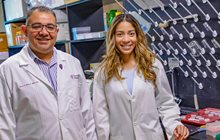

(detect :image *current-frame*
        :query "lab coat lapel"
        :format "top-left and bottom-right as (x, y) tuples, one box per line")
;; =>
(121, 78), (129, 93)
(131, 70), (142, 96)
(118, 67), (130, 95)
(22, 63), (52, 88)
(18, 46), (54, 89)
(121, 69), (140, 96)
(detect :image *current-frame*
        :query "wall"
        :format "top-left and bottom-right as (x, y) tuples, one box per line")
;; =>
(0, 1), (4, 32)
(123, 0), (220, 110)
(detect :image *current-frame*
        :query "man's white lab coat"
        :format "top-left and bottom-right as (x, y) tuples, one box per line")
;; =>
(0, 46), (97, 140)
(93, 58), (182, 140)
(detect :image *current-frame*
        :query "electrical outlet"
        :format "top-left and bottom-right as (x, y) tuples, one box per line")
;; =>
(168, 57), (179, 70)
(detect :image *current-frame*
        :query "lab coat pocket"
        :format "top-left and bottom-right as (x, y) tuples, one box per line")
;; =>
(140, 111), (158, 125)
(80, 128), (88, 140)
(139, 111), (164, 140)
(110, 135), (123, 140)
(69, 74), (80, 87)
(150, 131), (165, 140)
(17, 80), (40, 103)
(66, 75), (81, 111)
(139, 130), (165, 140)
(68, 101), (79, 111)
(139, 111), (159, 133)
(66, 92), (80, 112)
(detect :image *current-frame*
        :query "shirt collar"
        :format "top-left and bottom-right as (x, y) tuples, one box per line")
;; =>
(27, 46), (57, 66)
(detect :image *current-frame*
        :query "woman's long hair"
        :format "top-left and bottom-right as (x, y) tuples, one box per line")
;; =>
(100, 13), (156, 86)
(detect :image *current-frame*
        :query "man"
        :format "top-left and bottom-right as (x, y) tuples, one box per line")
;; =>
(0, 6), (97, 140)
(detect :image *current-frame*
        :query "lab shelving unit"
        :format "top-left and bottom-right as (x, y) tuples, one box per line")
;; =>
(122, 0), (220, 109)
(2, 0), (119, 70)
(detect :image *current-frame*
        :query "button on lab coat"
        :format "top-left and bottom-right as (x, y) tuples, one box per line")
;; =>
(0, 46), (97, 140)
(93, 59), (182, 140)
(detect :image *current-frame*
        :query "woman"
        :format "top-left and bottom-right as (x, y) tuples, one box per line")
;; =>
(93, 13), (189, 140)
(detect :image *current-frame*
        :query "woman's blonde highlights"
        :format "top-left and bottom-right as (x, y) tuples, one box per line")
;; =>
(100, 14), (156, 86)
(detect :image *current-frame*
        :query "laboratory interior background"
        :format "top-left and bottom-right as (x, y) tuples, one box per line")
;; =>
(0, 0), (220, 139)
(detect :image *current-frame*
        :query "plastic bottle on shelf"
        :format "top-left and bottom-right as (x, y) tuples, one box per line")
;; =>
(216, 134), (220, 140)
(115, 11), (122, 17)
(20, 32), (26, 45)
(108, 9), (117, 27)
(16, 31), (21, 45)
(103, 13), (108, 31)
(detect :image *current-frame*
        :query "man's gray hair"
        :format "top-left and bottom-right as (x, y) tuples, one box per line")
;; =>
(26, 5), (57, 25)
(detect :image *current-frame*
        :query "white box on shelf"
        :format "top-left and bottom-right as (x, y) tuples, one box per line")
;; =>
(73, 31), (106, 40)
(83, 32), (93, 39)
(57, 23), (70, 41)
(91, 31), (106, 38)
(50, 0), (64, 8)
(4, 0), (27, 21)
(5, 23), (24, 46)
(72, 26), (91, 40)
(54, 10), (68, 23)
(75, 34), (85, 40)
(72, 26), (91, 33)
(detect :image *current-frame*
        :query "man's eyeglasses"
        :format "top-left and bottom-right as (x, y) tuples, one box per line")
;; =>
(27, 23), (57, 33)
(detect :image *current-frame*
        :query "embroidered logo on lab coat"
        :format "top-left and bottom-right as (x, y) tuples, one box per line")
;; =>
(70, 74), (80, 79)
(19, 81), (39, 88)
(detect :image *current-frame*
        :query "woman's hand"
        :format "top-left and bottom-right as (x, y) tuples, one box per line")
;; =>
(173, 125), (189, 140)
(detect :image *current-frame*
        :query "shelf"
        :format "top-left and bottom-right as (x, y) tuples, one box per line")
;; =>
(8, 45), (24, 49)
(70, 37), (105, 43)
(53, 4), (67, 10)
(56, 40), (69, 45)
(66, 0), (100, 8)
(8, 45), (24, 57)
(4, 1), (97, 23)
(4, 17), (26, 24)
(53, 0), (99, 10)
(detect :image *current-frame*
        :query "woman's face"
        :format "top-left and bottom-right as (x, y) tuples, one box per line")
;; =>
(115, 21), (137, 58)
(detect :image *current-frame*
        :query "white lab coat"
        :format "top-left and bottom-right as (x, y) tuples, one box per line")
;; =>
(93, 58), (182, 140)
(0, 46), (97, 140)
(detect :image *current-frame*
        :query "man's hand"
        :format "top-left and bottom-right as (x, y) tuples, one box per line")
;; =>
(173, 125), (189, 140)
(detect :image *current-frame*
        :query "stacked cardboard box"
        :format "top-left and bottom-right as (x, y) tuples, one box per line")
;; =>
(5, 23), (24, 46)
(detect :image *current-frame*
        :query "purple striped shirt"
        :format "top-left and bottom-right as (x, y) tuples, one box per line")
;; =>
(28, 47), (57, 91)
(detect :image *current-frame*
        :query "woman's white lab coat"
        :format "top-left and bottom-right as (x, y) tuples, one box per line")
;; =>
(93, 58), (182, 140)
(0, 46), (97, 140)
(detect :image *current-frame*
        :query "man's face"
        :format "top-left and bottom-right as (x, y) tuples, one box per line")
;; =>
(24, 11), (59, 56)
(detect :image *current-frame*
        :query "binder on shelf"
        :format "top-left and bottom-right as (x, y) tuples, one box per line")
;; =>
(72, 26), (91, 40)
